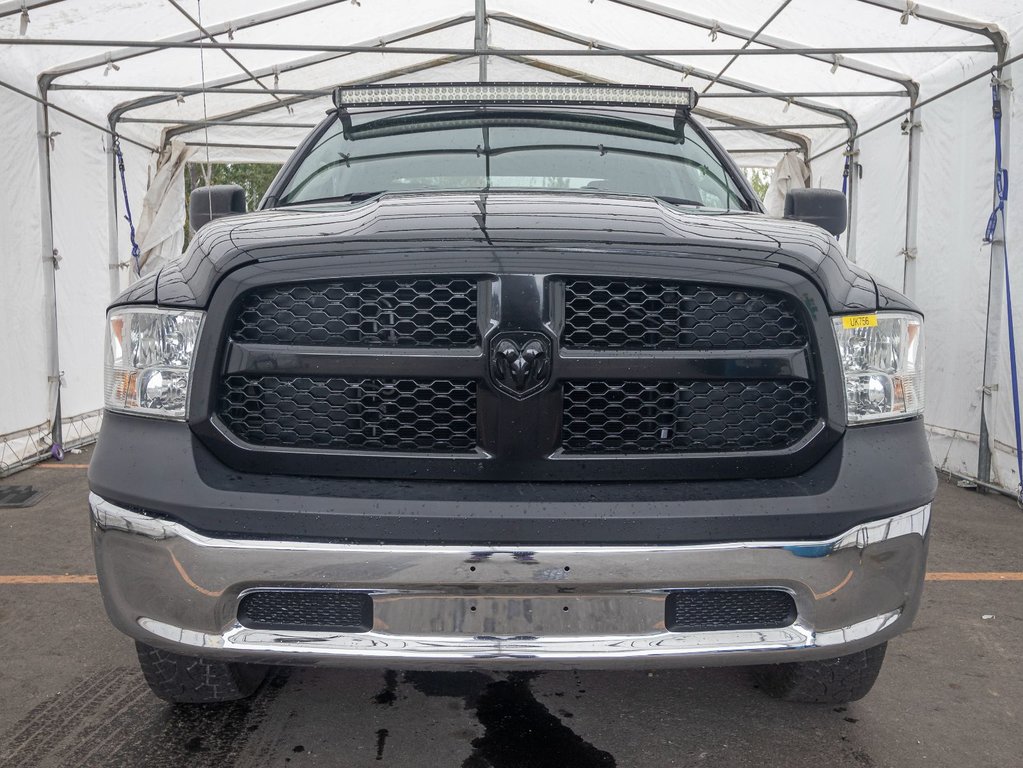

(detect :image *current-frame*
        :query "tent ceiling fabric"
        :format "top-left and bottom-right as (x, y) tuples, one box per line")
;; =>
(0, 0), (1017, 162)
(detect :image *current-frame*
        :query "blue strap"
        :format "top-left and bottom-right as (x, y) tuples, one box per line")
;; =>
(113, 138), (142, 276)
(1000, 217), (1021, 504)
(983, 79), (1021, 502)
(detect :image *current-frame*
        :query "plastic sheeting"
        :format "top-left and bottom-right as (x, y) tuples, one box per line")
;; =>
(764, 152), (810, 218)
(137, 141), (197, 276)
(0, 0), (1021, 484)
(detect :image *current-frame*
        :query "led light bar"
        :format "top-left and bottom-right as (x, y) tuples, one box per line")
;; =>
(333, 82), (696, 110)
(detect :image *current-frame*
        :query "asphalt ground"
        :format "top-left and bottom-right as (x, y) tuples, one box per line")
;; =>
(1, 447), (1022, 768)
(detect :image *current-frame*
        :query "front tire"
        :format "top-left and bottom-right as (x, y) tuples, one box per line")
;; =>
(135, 641), (268, 704)
(752, 642), (888, 704)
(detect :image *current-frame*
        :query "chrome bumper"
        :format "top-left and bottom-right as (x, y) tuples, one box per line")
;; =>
(90, 493), (929, 669)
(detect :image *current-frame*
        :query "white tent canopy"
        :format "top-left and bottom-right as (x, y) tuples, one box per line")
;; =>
(1, 0), (1020, 490)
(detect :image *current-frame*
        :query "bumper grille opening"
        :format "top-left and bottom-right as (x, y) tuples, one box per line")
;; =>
(665, 589), (797, 632)
(563, 380), (817, 454)
(238, 590), (373, 632)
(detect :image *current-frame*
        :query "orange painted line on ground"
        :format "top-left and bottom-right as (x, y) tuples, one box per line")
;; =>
(926, 572), (1023, 581)
(0, 574), (98, 584)
(31, 463), (89, 468)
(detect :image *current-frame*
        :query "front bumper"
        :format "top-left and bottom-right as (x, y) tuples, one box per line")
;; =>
(91, 494), (929, 669)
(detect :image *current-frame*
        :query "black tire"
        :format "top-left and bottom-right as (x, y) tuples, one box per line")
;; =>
(135, 641), (268, 704)
(752, 642), (888, 704)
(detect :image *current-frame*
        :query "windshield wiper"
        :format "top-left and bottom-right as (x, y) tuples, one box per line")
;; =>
(278, 190), (386, 207)
(652, 195), (704, 208)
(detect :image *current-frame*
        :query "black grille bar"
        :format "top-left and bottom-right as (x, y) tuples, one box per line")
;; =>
(224, 343), (485, 379)
(557, 347), (809, 381)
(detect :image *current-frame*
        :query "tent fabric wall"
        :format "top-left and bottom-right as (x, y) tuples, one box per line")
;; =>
(0, 62), (48, 472)
(914, 78), (997, 482)
(0, 0), (1021, 487)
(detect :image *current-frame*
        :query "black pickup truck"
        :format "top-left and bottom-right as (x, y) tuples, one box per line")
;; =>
(90, 83), (934, 705)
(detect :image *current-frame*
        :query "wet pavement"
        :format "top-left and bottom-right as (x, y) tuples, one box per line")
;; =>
(1, 448), (1022, 767)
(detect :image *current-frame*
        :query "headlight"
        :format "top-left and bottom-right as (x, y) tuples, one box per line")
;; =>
(833, 312), (924, 424)
(104, 307), (204, 419)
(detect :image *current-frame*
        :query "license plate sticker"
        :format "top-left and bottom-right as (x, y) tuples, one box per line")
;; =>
(842, 314), (878, 329)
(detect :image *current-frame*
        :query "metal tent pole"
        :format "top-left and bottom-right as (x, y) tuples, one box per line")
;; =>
(475, 0), (488, 83)
(845, 137), (860, 263)
(35, 96), (62, 452)
(0, 38), (998, 56)
(107, 118), (122, 301)
(902, 106), (923, 298)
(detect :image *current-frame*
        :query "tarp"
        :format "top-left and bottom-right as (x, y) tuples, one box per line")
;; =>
(0, 0), (1021, 486)
(137, 140), (197, 276)
(764, 152), (810, 218)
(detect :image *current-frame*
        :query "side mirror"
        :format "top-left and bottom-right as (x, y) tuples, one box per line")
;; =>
(783, 187), (847, 236)
(189, 184), (246, 232)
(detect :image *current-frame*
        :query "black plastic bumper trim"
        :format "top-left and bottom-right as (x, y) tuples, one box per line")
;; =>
(88, 412), (937, 546)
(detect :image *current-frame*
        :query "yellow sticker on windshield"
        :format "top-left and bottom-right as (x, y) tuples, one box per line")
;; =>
(842, 314), (878, 329)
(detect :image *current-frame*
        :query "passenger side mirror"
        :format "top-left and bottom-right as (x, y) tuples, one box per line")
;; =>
(189, 184), (247, 232)
(783, 188), (847, 236)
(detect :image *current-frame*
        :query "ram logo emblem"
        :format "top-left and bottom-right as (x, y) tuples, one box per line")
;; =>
(489, 334), (552, 399)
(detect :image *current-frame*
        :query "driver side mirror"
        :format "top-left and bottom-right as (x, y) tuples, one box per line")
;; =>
(784, 188), (847, 236)
(189, 184), (246, 232)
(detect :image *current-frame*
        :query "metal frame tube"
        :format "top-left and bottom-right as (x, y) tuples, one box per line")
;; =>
(603, 0), (919, 98)
(902, 107), (922, 298)
(37, 0), (348, 85)
(103, 16), (475, 128)
(0, 0), (65, 19)
(53, 84), (906, 99)
(35, 97), (61, 450)
(163, 55), (470, 144)
(491, 15), (859, 139)
(1, 38), (997, 56)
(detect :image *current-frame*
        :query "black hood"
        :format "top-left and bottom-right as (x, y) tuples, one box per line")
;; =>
(146, 191), (881, 311)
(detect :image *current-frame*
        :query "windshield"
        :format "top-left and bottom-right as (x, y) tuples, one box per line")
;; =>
(276, 108), (752, 211)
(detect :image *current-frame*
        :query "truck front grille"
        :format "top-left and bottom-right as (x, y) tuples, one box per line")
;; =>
(562, 380), (816, 454)
(219, 375), (477, 452)
(206, 271), (826, 480)
(232, 277), (478, 347)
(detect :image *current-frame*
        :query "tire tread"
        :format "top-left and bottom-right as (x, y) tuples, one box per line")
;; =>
(135, 641), (267, 704)
(752, 642), (888, 704)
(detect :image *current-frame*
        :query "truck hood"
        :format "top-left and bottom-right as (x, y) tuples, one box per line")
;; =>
(157, 191), (879, 311)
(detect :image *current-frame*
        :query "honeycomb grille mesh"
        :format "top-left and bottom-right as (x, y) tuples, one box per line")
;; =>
(563, 279), (807, 350)
(562, 380), (816, 454)
(219, 375), (477, 452)
(665, 590), (797, 631)
(231, 278), (478, 347)
(238, 590), (372, 632)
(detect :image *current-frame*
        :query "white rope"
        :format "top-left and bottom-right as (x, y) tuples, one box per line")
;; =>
(197, 0), (213, 191)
